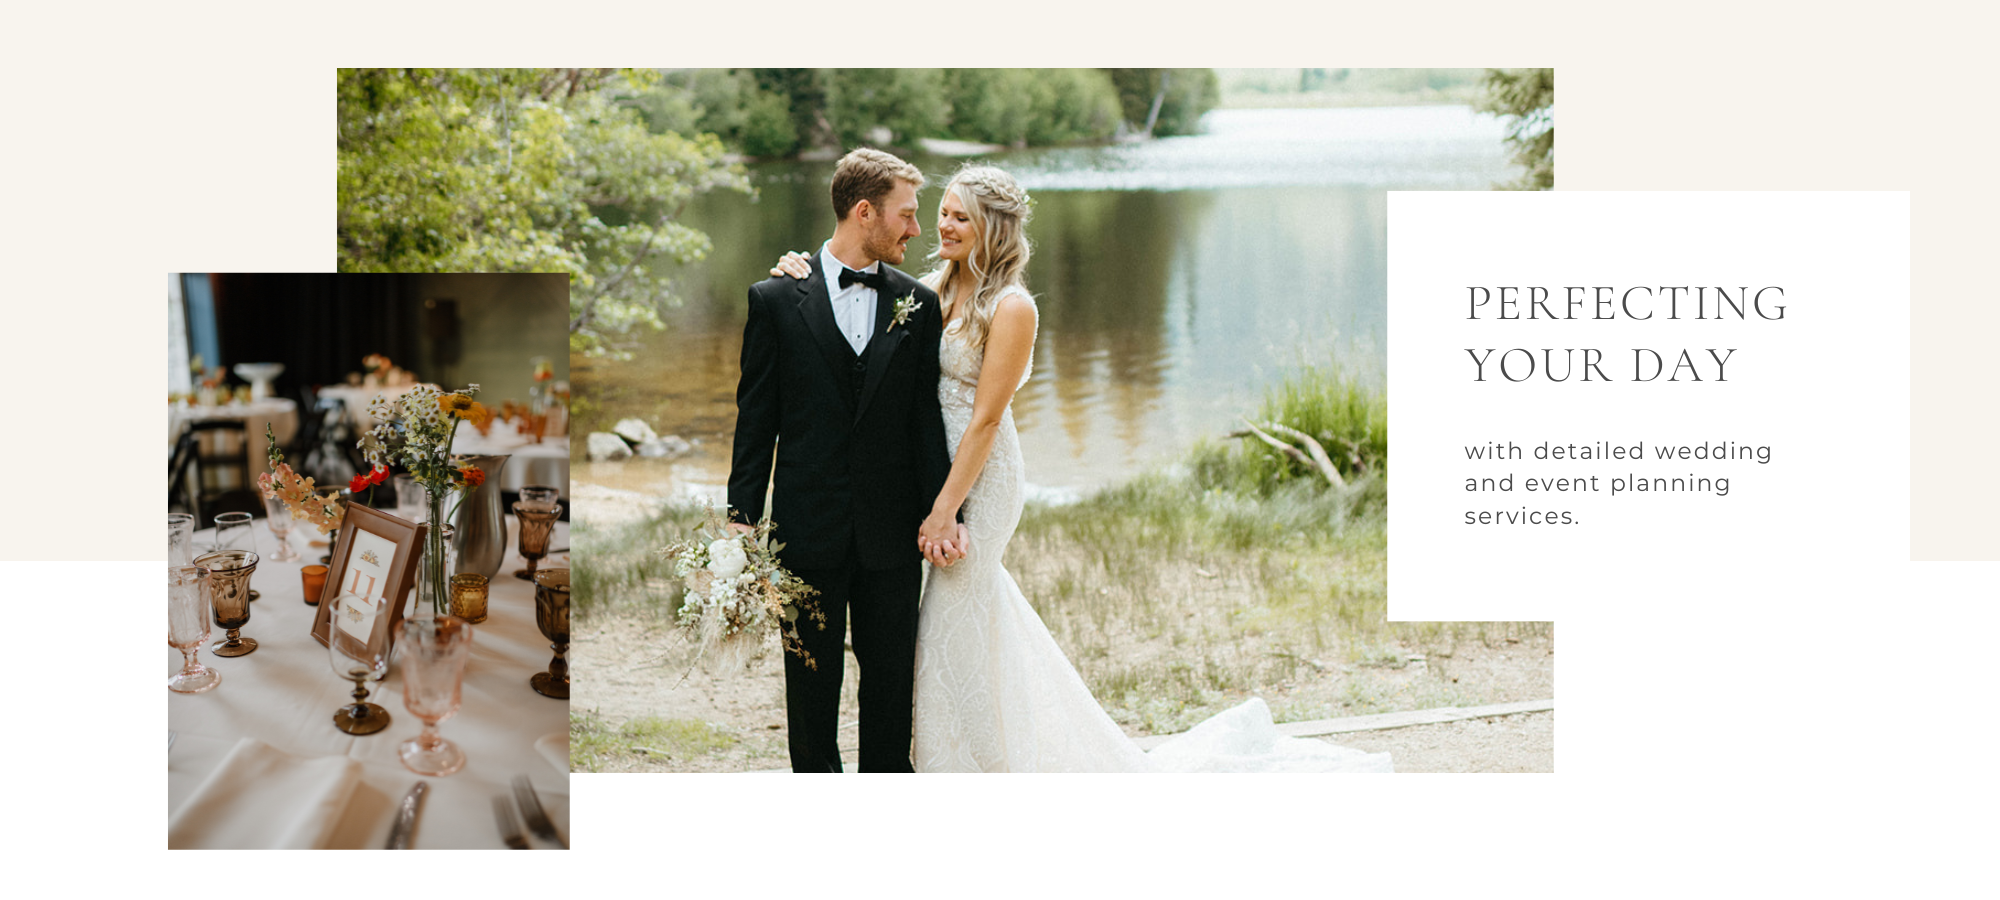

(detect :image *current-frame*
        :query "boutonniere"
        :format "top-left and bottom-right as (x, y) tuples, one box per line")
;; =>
(886, 292), (918, 334)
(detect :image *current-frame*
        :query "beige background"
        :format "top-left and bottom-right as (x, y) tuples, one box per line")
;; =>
(7, 1), (1995, 895)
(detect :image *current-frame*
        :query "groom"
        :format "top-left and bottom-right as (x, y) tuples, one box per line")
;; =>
(728, 148), (961, 773)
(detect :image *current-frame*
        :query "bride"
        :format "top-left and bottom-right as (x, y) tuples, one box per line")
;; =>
(773, 164), (1391, 773)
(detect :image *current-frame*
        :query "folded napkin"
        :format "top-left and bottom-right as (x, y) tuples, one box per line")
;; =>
(168, 738), (362, 849)
(534, 732), (568, 774)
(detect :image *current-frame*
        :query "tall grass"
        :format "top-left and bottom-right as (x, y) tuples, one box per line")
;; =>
(580, 358), (1549, 741)
(1189, 361), (1387, 501)
(572, 505), (706, 619)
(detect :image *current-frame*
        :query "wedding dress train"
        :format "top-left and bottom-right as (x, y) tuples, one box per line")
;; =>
(910, 290), (1392, 773)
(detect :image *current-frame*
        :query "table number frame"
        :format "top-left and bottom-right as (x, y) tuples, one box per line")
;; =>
(311, 502), (426, 656)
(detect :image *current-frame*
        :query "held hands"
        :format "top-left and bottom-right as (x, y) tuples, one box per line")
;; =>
(918, 513), (969, 567)
(770, 251), (812, 280)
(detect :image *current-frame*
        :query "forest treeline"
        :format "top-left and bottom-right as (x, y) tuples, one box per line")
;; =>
(626, 68), (1220, 157)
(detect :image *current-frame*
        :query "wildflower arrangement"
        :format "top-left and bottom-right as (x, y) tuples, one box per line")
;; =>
(358, 384), (488, 503)
(255, 425), (345, 534)
(663, 506), (825, 670)
(359, 384), (490, 614)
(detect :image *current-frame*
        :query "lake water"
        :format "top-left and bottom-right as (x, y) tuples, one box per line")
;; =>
(573, 106), (1513, 503)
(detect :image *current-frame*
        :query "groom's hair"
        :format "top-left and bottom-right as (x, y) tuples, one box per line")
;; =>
(831, 148), (926, 221)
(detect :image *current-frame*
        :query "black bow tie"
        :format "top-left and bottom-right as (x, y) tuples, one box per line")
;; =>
(838, 267), (889, 292)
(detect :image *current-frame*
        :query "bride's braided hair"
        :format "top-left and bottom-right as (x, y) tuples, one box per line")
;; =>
(927, 165), (1032, 352)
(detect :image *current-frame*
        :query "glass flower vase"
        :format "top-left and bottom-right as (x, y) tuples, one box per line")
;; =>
(415, 488), (451, 619)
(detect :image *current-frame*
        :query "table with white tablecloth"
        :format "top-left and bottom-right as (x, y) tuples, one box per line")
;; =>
(449, 422), (570, 500)
(168, 399), (299, 481)
(168, 518), (570, 850)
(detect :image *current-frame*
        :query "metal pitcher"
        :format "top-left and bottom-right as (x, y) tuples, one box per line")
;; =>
(449, 454), (510, 579)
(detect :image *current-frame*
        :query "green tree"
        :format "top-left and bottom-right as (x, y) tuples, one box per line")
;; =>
(337, 68), (750, 357)
(1105, 68), (1219, 137)
(1475, 68), (1554, 191)
(825, 68), (949, 149)
(944, 69), (1120, 147)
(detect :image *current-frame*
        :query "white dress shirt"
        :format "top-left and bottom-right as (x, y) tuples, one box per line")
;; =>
(821, 242), (879, 356)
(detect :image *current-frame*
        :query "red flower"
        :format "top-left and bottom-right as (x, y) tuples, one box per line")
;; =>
(458, 465), (486, 488)
(347, 465), (391, 493)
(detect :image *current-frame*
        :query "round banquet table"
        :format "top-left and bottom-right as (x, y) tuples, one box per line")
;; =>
(168, 517), (570, 849)
(448, 421), (570, 499)
(168, 398), (299, 481)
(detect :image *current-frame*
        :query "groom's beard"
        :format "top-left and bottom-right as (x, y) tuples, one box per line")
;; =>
(863, 220), (911, 266)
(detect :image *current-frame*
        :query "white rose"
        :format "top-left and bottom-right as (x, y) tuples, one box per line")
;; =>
(705, 538), (748, 581)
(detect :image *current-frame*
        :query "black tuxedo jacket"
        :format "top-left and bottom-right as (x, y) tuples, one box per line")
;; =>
(727, 256), (953, 571)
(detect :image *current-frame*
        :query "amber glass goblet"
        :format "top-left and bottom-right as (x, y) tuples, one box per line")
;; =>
(512, 502), (560, 581)
(168, 566), (221, 693)
(196, 550), (259, 657)
(531, 568), (569, 699)
(398, 616), (473, 776)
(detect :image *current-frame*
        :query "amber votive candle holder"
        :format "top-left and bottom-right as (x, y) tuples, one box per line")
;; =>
(449, 573), (490, 624)
(300, 565), (329, 606)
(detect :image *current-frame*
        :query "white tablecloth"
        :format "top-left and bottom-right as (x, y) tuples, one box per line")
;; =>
(169, 398), (299, 481)
(451, 422), (570, 499)
(168, 519), (571, 849)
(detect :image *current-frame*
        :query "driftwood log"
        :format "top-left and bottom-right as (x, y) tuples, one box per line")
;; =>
(1231, 418), (1347, 489)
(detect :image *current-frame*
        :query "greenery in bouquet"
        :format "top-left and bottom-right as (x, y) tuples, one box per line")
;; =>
(255, 424), (348, 534)
(664, 507), (825, 670)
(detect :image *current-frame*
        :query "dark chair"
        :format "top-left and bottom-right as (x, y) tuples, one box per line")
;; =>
(169, 420), (264, 524)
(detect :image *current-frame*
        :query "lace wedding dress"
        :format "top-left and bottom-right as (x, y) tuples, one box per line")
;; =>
(911, 288), (1393, 773)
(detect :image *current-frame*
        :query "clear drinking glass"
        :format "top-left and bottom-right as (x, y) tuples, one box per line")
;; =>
(398, 616), (473, 776)
(327, 596), (392, 735)
(169, 513), (196, 567)
(261, 495), (299, 562)
(213, 511), (259, 600)
(196, 549), (260, 656)
(213, 511), (253, 552)
(517, 485), (560, 512)
(395, 474), (425, 522)
(167, 565), (220, 693)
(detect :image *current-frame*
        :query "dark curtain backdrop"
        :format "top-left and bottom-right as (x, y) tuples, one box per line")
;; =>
(210, 274), (425, 400)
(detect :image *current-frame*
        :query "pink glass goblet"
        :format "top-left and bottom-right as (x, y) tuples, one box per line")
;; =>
(398, 616), (473, 776)
(167, 565), (220, 693)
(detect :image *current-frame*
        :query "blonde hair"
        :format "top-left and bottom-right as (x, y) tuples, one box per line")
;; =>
(928, 165), (1032, 351)
(830, 148), (926, 221)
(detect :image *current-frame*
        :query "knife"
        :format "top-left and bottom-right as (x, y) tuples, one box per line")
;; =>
(384, 781), (429, 849)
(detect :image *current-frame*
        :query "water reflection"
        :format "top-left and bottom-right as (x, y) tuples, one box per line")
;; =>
(574, 106), (1508, 500)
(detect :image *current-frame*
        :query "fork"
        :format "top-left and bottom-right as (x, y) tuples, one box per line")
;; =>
(512, 775), (567, 849)
(490, 796), (528, 849)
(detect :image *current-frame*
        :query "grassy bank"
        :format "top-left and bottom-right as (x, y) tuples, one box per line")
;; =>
(573, 360), (1551, 757)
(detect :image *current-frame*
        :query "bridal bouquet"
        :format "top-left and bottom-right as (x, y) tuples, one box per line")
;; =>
(664, 507), (825, 671)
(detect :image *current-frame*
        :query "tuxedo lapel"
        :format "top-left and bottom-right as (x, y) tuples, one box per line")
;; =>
(793, 257), (858, 416)
(853, 270), (912, 425)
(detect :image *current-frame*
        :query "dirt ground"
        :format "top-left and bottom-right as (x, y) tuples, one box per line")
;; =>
(571, 608), (1553, 773)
